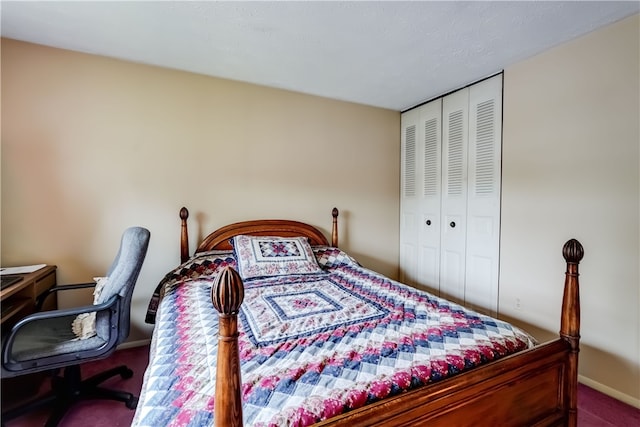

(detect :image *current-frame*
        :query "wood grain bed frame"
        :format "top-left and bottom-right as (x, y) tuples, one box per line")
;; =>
(178, 207), (583, 427)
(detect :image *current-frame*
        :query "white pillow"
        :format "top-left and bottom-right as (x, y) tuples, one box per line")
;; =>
(71, 276), (108, 340)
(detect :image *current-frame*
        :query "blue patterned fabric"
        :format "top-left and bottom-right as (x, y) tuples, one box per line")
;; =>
(133, 247), (535, 427)
(241, 276), (388, 346)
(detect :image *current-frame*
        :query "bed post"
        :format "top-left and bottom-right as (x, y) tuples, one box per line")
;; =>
(211, 266), (245, 427)
(560, 238), (583, 427)
(331, 207), (339, 247)
(180, 207), (190, 264)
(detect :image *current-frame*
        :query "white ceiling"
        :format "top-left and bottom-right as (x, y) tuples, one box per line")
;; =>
(2, 1), (638, 111)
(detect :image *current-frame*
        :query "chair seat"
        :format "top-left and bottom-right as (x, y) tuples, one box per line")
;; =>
(8, 315), (107, 363)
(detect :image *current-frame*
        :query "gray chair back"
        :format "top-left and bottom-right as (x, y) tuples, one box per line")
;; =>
(95, 227), (150, 343)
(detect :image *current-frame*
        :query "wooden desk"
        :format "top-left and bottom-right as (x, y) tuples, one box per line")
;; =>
(0, 265), (57, 328)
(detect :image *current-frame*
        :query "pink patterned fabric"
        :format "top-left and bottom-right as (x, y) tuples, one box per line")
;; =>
(233, 235), (323, 280)
(133, 248), (535, 427)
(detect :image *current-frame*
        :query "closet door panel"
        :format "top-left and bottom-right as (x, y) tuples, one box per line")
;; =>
(440, 89), (469, 301)
(465, 217), (497, 314)
(400, 212), (418, 285)
(465, 75), (502, 315)
(440, 248), (464, 304)
(416, 101), (442, 291)
(399, 109), (420, 285)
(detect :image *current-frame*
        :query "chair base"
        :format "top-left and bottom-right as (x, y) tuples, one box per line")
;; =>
(2, 364), (137, 427)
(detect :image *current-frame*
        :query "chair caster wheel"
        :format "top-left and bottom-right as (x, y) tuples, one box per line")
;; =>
(126, 396), (138, 410)
(121, 368), (134, 379)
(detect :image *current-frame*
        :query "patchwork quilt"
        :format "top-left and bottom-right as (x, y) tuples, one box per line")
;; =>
(133, 247), (535, 427)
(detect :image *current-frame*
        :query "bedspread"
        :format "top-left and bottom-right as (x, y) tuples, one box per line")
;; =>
(133, 248), (535, 427)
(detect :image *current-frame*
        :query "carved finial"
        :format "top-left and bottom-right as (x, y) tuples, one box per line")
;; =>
(331, 207), (339, 248)
(563, 239), (584, 264)
(211, 267), (245, 315)
(180, 207), (189, 221)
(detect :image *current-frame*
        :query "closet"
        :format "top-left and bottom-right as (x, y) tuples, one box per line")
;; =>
(399, 74), (502, 316)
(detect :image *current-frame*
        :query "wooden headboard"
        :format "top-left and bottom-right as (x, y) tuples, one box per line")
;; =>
(179, 207), (339, 263)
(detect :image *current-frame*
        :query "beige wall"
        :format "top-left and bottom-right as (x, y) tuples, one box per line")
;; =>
(2, 12), (639, 406)
(501, 14), (639, 405)
(1, 38), (400, 342)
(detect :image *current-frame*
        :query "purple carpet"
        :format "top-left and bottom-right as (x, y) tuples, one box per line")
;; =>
(2, 344), (638, 426)
(578, 382), (640, 426)
(2, 345), (148, 427)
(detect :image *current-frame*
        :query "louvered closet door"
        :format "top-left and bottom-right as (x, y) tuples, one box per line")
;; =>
(399, 108), (420, 286)
(400, 74), (502, 314)
(440, 89), (469, 305)
(416, 100), (442, 292)
(400, 101), (442, 291)
(464, 75), (502, 316)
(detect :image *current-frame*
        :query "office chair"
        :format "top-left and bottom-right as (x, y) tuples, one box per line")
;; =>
(1, 226), (150, 427)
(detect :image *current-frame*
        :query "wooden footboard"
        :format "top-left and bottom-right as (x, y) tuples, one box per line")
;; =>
(182, 208), (583, 426)
(316, 339), (573, 426)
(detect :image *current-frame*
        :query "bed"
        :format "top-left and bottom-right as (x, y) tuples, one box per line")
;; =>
(134, 207), (583, 427)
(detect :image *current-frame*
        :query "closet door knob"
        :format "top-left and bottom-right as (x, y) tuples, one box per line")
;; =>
(450, 221), (456, 228)
(426, 220), (431, 226)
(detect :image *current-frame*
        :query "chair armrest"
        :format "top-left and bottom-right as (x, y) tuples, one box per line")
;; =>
(35, 282), (97, 312)
(2, 295), (119, 364)
(2, 295), (123, 375)
(27, 294), (116, 322)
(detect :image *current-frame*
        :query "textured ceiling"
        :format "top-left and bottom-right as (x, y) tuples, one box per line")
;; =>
(2, 1), (638, 111)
